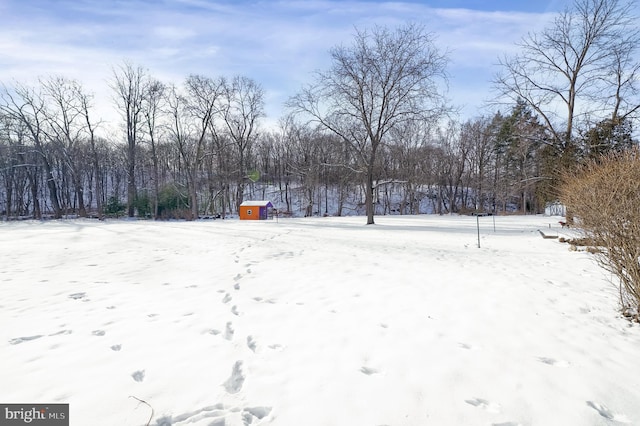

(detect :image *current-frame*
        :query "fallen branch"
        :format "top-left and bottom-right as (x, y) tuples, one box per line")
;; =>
(129, 395), (154, 426)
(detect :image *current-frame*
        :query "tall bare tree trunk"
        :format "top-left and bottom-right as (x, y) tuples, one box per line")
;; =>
(111, 62), (146, 218)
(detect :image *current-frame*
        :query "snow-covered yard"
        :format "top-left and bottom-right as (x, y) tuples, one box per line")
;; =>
(1, 215), (639, 425)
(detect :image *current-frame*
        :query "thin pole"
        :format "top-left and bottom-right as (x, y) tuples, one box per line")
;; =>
(477, 214), (481, 248)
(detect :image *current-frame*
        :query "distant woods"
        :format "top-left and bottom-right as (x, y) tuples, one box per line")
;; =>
(1, 0), (639, 221)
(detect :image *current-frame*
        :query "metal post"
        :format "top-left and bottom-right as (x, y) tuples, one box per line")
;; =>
(477, 214), (481, 248)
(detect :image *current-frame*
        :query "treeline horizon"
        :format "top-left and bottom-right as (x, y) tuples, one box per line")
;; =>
(0, 82), (631, 220)
(1, 0), (639, 221)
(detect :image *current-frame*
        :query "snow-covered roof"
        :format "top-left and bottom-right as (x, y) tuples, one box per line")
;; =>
(239, 200), (273, 207)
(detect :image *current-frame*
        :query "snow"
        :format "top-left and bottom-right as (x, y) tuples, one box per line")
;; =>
(1, 215), (639, 426)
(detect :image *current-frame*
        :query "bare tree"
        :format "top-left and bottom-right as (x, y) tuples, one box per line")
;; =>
(166, 75), (224, 220)
(111, 62), (147, 217)
(141, 78), (166, 219)
(220, 76), (264, 211)
(288, 22), (449, 224)
(76, 85), (103, 217)
(495, 0), (639, 151)
(434, 121), (467, 214)
(459, 117), (494, 212)
(0, 113), (21, 219)
(607, 39), (640, 123)
(41, 76), (91, 217)
(0, 83), (63, 218)
(286, 122), (323, 217)
(387, 120), (433, 215)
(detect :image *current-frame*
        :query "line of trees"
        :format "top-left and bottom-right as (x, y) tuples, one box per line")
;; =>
(0, 85), (621, 221)
(0, 0), (638, 222)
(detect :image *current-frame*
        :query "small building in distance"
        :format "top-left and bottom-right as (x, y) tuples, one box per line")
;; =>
(239, 200), (274, 220)
(545, 201), (566, 217)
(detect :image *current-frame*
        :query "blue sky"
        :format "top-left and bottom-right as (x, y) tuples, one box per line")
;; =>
(0, 0), (574, 130)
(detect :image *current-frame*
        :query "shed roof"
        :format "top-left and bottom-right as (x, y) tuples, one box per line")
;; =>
(240, 200), (273, 207)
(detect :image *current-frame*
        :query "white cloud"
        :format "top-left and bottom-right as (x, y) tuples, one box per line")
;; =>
(0, 0), (570, 132)
(152, 26), (197, 41)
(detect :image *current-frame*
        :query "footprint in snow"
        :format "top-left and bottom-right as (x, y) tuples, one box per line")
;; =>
(458, 342), (483, 351)
(360, 366), (379, 375)
(537, 357), (569, 367)
(247, 336), (257, 352)
(48, 330), (72, 336)
(131, 370), (145, 382)
(209, 418), (226, 426)
(68, 292), (86, 300)
(465, 398), (501, 413)
(225, 322), (234, 340)
(155, 403), (229, 426)
(222, 293), (232, 303)
(9, 335), (43, 345)
(224, 361), (245, 394)
(242, 406), (272, 425)
(586, 401), (631, 423)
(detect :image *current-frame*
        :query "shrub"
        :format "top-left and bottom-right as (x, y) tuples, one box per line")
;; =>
(134, 193), (153, 219)
(157, 185), (190, 219)
(560, 148), (640, 319)
(104, 196), (126, 217)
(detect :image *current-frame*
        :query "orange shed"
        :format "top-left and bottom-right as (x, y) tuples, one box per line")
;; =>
(239, 200), (273, 220)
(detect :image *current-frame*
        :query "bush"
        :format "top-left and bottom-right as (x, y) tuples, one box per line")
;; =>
(134, 193), (152, 219)
(560, 148), (640, 319)
(104, 196), (126, 217)
(157, 186), (190, 219)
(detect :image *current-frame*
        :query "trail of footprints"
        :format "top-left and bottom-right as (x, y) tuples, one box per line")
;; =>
(7, 284), (632, 426)
(11, 234), (632, 426)
(204, 243), (276, 424)
(463, 397), (631, 425)
(152, 403), (273, 426)
(7, 245), (277, 425)
(457, 343), (577, 425)
(123, 245), (275, 424)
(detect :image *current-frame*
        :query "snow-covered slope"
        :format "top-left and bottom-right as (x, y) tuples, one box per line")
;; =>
(1, 215), (638, 425)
